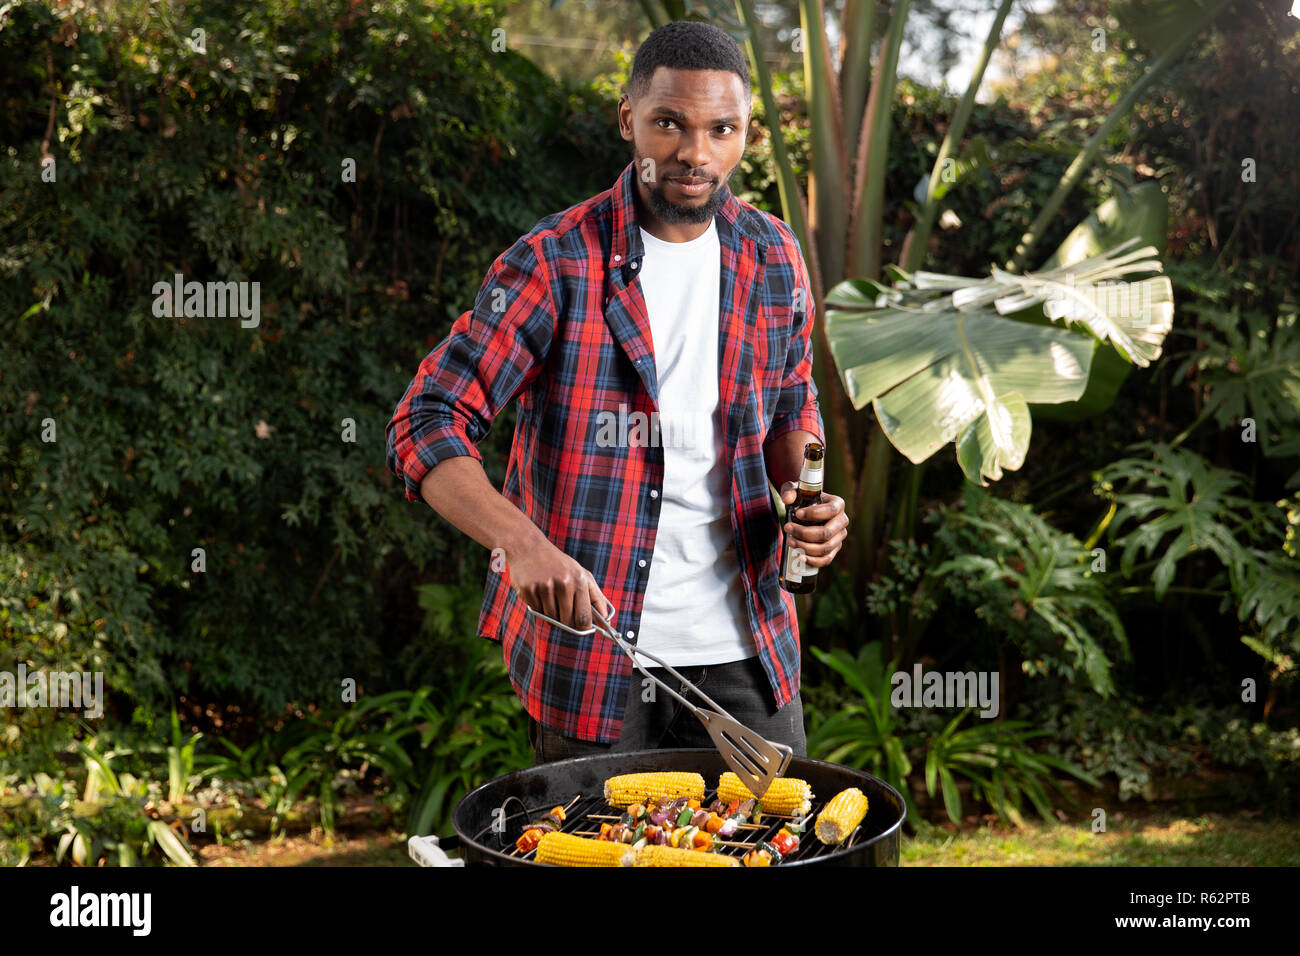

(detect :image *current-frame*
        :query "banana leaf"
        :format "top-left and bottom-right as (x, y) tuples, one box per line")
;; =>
(826, 241), (1173, 484)
(1033, 180), (1169, 421)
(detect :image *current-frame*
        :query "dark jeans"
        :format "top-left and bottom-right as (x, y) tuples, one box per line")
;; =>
(527, 654), (806, 765)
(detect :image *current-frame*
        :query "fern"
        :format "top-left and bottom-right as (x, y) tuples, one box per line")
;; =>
(934, 487), (1128, 696)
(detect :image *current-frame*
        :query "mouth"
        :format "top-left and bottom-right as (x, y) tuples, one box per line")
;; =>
(669, 175), (714, 196)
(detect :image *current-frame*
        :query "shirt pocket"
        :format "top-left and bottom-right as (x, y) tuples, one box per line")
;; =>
(755, 296), (794, 434)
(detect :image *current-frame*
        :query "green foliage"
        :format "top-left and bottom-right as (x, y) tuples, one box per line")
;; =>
(1096, 442), (1300, 659)
(1096, 442), (1270, 596)
(933, 486), (1128, 696)
(167, 706), (201, 806)
(398, 580), (493, 688)
(804, 641), (1097, 828)
(402, 635), (532, 838)
(199, 690), (428, 834)
(1034, 689), (1300, 806)
(890, 77), (1112, 276)
(1, 741), (197, 867)
(1174, 294), (1300, 483)
(0, 0), (626, 716)
(922, 709), (1100, 828)
(866, 538), (938, 623)
(731, 68), (811, 214)
(193, 630), (529, 838)
(1235, 548), (1300, 660)
(805, 643), (914, 821)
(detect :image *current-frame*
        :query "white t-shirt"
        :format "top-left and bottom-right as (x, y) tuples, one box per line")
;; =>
(633, 219), (756, 667)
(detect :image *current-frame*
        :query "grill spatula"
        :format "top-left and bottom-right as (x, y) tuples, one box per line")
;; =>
(526, 602), (794, 800)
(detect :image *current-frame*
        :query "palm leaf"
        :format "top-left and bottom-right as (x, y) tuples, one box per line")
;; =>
(827, 239), (1173, 484)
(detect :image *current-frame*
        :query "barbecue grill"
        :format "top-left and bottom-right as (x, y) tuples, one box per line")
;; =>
(434, 748), (905, 867)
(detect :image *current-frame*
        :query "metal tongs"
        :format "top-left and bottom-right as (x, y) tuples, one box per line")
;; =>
(526, 601), (793, 799)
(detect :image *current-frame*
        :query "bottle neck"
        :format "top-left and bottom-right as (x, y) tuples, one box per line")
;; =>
(797, 459), (823, 494)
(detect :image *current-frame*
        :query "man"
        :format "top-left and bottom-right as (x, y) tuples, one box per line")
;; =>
(386, 20), (848, 765)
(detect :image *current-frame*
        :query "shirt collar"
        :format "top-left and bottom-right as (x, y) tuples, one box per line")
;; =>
(607, 159), (767, 272)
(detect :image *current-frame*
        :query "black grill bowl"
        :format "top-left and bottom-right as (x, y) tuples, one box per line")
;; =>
(450, 748), (905, 867)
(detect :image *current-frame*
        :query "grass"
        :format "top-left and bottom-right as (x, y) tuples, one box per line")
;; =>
(903, 810), (1300, 866)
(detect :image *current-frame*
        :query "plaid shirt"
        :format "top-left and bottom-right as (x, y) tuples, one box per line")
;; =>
(386, 159), (824, 743)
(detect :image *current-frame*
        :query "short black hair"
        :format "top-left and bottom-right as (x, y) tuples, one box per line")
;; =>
(627, 20), (751, 107)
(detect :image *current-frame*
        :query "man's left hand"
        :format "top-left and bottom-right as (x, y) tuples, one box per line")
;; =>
(779, 483), (849, 570)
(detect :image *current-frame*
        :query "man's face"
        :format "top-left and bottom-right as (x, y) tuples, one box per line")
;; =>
(618, 67), (750, 227)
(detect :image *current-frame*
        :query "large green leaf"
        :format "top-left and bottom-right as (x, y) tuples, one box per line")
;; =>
(825, 294), (1092, 483)
(947, 241), (1174, 367)
(826, 239), (1174, 483)
(1033, 181), (1169, 421)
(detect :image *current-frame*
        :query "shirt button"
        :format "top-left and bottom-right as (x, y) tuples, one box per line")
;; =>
(626, 630), (635, 639)
(614, 254), (622, 262)
(630, 261), (638, 270)
(649, 489), (659, 499)
(638, 559), (647, 568)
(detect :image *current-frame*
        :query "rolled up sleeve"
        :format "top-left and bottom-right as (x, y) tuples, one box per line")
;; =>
(767, 234), (825, 445)
(386, 234), (556, 502)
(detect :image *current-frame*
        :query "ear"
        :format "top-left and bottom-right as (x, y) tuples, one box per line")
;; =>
(617, 96), (634, 141)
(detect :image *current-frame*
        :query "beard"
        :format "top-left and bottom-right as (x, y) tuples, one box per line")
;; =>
(632, 145), (738, 225)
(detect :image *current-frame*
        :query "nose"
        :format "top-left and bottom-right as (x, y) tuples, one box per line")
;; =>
(677, 129), (711, 175)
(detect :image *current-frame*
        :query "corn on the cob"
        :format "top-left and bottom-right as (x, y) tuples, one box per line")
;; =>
(635, 844), (740, 867)
(535, 831), (635, 867)
(603, 772), (705, 807)
(814, 787), (869, 845)
(717, 772), (813, 815)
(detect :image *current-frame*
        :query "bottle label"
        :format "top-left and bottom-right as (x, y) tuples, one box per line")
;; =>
(798, 462), (823, 493)
(784, 543), (816, 583)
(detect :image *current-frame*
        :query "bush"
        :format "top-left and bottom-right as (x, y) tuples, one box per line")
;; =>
(0, 0), (626, 720)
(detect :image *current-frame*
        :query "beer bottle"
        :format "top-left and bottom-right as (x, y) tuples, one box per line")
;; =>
(779, 442), (824, 594)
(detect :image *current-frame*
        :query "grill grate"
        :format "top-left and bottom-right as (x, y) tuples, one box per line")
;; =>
(475, 789), (885, 865)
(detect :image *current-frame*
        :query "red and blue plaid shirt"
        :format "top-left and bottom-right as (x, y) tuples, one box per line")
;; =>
(386, 159), (824, 743)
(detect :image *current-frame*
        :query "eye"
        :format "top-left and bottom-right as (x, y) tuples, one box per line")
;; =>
(655, 118), (678, 130)
(717, 125), (736, 135)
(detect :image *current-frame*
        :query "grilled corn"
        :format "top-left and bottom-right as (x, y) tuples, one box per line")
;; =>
(603, 772), (705, 807)
(535, 831), (635, 867)
(814, 787), (869, 845)
(635, 844), (740, 867)
(717, 772), (813, 816)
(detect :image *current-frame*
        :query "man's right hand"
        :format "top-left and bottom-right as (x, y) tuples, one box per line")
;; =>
(505, 539), (612, 632)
